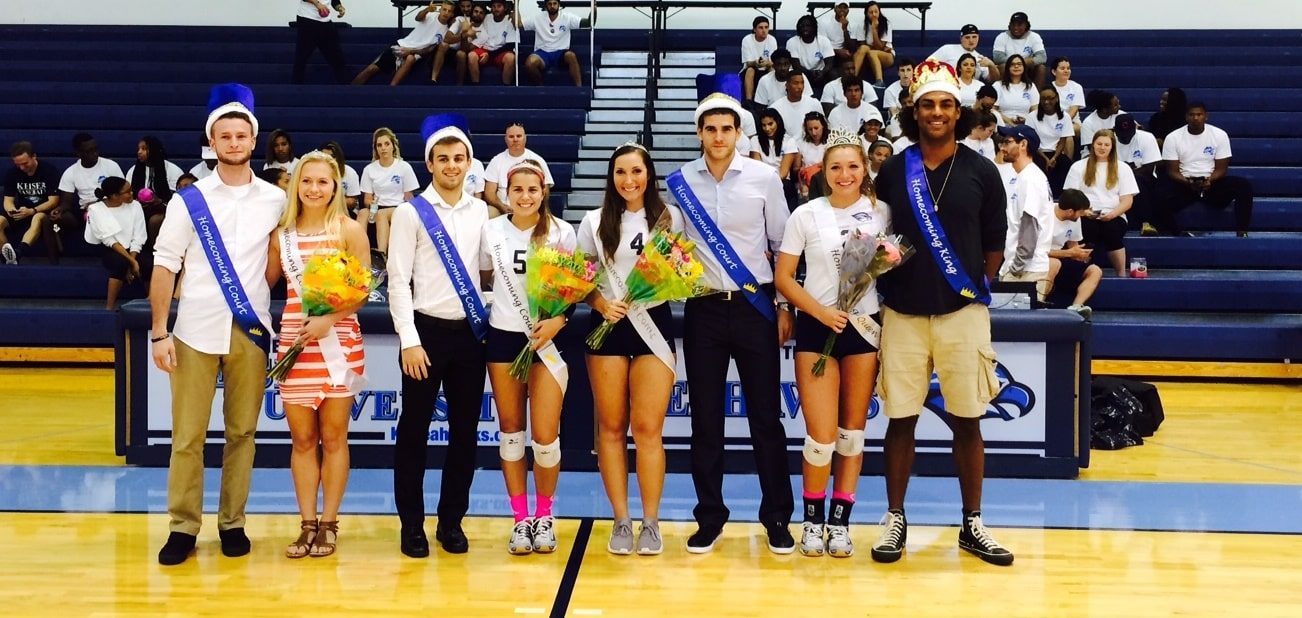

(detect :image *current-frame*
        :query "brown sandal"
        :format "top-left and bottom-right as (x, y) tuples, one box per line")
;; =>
(310, 520), (338, 558)
(286, 519), (318, 559)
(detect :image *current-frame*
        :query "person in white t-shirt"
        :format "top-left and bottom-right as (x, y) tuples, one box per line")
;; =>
(484, 122), (555, 216)
(880, 58), (913, 117)
(1156, 102), (1254, 236)
(816, 3), (855, 63)
(991, 12), (1046, 85)
(1044, 189), (1101, 316)
(466, 0), (519, 85)
(1065, 129), (1138, 275)
(883, 88), (911, 140)
(741, 16), (780, 105)
(750, 108), (798, 188)
(955, 53), (982, 107)
(83, 177), (147, 309)
(993, 55), (1039, 125)
(754, 49), (813, 107)
(960, 109), (998, 162)
(1112, 114), (1161, 233)
(860, 116), (884, 147)
(867, 139), (892, 181)
(995, 125), (1054, 299)
(293, 0), (349, 84)
(819, 59), (879, 111)
(520, 0), (594, 87)
(826, 76), (883, 133)
(768, 70), (824, 142)
(1079, 90), (1123, 157)
(360, 127), (420, 256)
(1024, 88), (1074, 194)
(931, 25), (1000, 82)
(851, 1), (895, 86)
(56, 133), (123, 256)
(972, 85), (1005, 130)
(452, 3), (487, 84)
(1049, 57), (1084, 129)
(322, 141), (362, 214)
(351, 0), (464, 86)
(263, 130), (299, 172)
(787, 15), (837, 90)
(794, 112), (829, 200)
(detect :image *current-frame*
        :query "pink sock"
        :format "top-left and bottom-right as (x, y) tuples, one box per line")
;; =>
(510, 494), (529, 522)
(535, 494), (554, 519)
(803, 490), (827, 500)
(832, 491), (856, 503)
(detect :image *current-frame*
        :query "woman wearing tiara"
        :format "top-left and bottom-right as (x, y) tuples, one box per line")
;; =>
(578, 143), (685, 556)
(481, 159), (577, 556)
(774, 130), (889, 558)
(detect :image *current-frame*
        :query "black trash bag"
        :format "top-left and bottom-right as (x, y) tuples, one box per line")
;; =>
(1091, 382), (1145, 450)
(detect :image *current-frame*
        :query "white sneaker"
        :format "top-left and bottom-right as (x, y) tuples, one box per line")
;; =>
(508, 518), (533, 555)
(799, 522), (825, 557)
(826, 524), (853, 558)
(532, 515), (557, 553)
(2, 243), (16, 265)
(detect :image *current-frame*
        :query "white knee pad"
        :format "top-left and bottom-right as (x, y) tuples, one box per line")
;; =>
(835, 427), (865, 457)
(532, 438), (561, 468)
(499, 431), (527, 462)
(802, 436), (835, 467)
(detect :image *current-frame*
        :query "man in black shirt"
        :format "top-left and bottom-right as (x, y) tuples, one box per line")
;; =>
(870, 60), (1014, 566)
(2, 141), (59, 264)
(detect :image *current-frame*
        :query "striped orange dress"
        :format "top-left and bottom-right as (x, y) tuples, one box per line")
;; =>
(275, 231), (366, 410)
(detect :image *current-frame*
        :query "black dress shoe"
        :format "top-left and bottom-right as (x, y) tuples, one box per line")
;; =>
(219, 527), (251, 557)
(401, 526), (430, 558)
(158, 531), (197, 565)
(436, 522), (469, 554)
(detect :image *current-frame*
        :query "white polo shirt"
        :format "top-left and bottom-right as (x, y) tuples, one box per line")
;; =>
(525, 10), (582, 52)
(1162, 124), (1233, 177)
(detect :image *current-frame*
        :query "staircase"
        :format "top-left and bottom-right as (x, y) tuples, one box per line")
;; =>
(566, 50), (715, 220)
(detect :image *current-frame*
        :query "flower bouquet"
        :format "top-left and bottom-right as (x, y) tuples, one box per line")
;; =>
(585, 230), (709, 350)
(508, 245), (602, 381)
(267, 249), (374, 382)
(812, 232), (915, 376)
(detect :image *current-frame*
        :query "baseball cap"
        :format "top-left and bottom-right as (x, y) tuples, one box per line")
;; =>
(998, 124), (1040, 153)
(1010, 12), (1029, 24)
(1114, 113), (1137, 131)
(961, 24), (979, 36)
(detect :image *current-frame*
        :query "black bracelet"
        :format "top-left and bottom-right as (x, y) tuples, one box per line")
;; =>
(150, 333), (171, 343)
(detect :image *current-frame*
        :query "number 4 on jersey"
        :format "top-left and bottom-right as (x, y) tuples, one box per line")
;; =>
(630, 232), (644, 254)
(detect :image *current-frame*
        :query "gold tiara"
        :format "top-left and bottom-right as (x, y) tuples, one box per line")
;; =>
(826, 129), (862, 148)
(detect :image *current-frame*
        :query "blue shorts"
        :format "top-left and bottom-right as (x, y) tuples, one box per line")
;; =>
(532, 48), (570, 70)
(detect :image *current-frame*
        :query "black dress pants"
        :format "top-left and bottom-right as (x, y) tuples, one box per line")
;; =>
(292, 16), (349, 84)
(1155, 174), (1254, 234)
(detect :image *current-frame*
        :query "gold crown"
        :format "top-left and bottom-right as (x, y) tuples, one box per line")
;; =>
(909, 58), (960, 97)
(826, 129), (862, 148)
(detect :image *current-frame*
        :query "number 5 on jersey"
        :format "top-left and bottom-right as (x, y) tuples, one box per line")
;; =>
(513, 249), (526, 274)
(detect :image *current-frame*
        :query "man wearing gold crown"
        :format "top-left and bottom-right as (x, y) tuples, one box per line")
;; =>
(871, 60), (1015, 566)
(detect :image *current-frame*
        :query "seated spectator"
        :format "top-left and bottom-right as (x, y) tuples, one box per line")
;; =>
(321, 140), (362, 214)
(1147, 87), (1188, 148)
(520, 0), (594, 87)
(127, 135), (182, 249)
(1065, 130), (1138, 276)
(83, 177), (147, 309)
(993, 55), (1039, 125)
(932, 25), (1000, 82)
(351, 0), (463, 86)
(1156, 102), (1254, 237)
(768, 68), (824, 140)
(992, 12), (1046, 86)
(1024, 88), (1074, 194)
(466, 0), (519, 85)
(360, 127), (420, 254)
(972, 84), (1005, 128)
(996, 125), (1055, 301)
(891, 133), (915, 155)
(793, 111), (829, 200)
(851, 1), (894, 87)
(174, 173), (198, 191)
(786, 15), (837, 92)
(816, 3), (854, 64)
(264, 129), (299, 171)
(826, 75), (883, 133)
(258, 167), (291, 192)
(884, 89), (912, 140)
(750, 108), (797, 176)
(56, 133), (123, 258)
(859, 116), (884, 145)
(960, 109), (999, 162)
(2, 141), (58, 264)
(741, 16), (779, 105)
(484, 122), (555, 216)
(819, 56), (878, 111)
(1044, 189), (1101, 318)
(453, 3), (489, 84)
(189, 136), (217, 180)
(1111, 114), (1162, 233)
(1049, 57), (1084, 129)
(956, 53), (982, 107)
(1079, 90), (1124, 156)
(754, 49), (812, 107)
(867, 139), (892, 181)
(881, 58), (914, 119)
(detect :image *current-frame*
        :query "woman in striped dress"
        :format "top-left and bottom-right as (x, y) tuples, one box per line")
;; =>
(266, 150), (371, 559)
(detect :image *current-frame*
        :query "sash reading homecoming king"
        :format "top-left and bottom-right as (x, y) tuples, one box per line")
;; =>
(409, 195), (490, 341)
(666, 169), (777, 322)
(178, 185), (272, 351)
(903, 146), (992, 305)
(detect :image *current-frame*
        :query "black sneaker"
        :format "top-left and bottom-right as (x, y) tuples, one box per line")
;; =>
(436, 522), (469, 554)
(685, 524), (722, 554)
(764, 522), (795, 555)
(871, 510), (907, 563)
(401, 525), (430, 558)
(219, 527), (251, 557)
(958, 512), (1014, 566)
(157, 531), (197, 565)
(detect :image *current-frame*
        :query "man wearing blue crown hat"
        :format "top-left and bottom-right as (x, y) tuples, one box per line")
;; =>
(872, 60), (1015, 566)
(150, 84), (287, 565)
(386, 113), (491, 557)
(668, 73), (796, 555)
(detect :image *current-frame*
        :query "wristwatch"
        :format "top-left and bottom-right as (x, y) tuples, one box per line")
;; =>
(777, 302), (794, 313)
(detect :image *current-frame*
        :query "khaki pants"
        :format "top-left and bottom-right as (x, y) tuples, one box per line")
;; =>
(167, 325), (267, 535)
(879, 304), (1001, 420)
(1001, 269), (1050, 301)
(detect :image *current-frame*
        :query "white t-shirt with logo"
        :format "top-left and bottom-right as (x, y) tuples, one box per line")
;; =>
(59, 157), (124, 208)
(958, 78), (982, 107)
(360, 159), (420, 207)
(994, 82), (1039, 121)
(754, 136), (798, 170)
(769, 96), (824, 140)
(741, 33), (779, 69)
(1063, 159), (1140, 217)
(820, 78), (879, 107)
(576, 205), (686, 306)
(525, 10), (582, 52)
(1162, 124), (1233, 178)
(998, 162), (1055, 276)
(1117, 130), (1162, 170)
(1024, 112), (1074, 152)
(779, 195), (891, 311)
(932, 43), (991, 80)
(1080, 109), (1125, 155)
(755, 72), (813, 107)
(485, 148), (555, 205)
(961, 137), (996, 162)
(477, 14), (519, 52)
(882, 80), (908, 111)
(465, 159), (487, 196)
(1052, 217), (1082, 250)
(794, 138), (826, 168)
(341, 164), (361, 198)
(817, 15), (850, 49)
(992, 31), (1046, 62)
(1053, 80), (1085, 115)
(827, 102), (884, 133)
(481, 215), (577, 332)
(786, 34), (836, 72)
(397, 12), (461, 49)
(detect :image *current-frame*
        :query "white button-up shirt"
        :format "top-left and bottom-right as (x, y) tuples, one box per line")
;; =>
(675, 154), (788, 293)
(387, 185), (490, 349)
(153, 172), (286, 355)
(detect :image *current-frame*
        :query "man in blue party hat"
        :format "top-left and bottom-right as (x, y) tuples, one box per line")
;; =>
(387, 113), (491, 557)
(150, 83), (287, 565)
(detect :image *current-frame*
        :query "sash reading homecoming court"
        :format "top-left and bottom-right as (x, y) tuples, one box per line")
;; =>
(409, 194), (490, 340)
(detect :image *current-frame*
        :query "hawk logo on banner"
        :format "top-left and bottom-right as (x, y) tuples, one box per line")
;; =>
(924, 361), (1036, 421)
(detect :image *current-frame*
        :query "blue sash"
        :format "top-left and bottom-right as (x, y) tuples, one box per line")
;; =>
(176, 185), (272, 351)
(903, 146), (992, 305)
(409, 195), (489, 341)
(666, 168), (776, 322)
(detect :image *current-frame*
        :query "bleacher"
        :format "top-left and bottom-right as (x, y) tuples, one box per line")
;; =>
(0, 19), (1299, 369)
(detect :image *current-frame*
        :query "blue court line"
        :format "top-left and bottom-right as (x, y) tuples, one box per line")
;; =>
(1, 465), (1299, 535)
